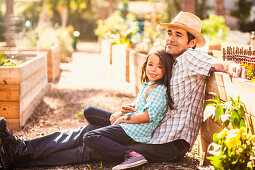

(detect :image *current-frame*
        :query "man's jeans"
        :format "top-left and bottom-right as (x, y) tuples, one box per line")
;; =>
(18, 106), (190, 167)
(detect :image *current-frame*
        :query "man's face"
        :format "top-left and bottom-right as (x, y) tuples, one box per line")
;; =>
(165, 27), (197, 59)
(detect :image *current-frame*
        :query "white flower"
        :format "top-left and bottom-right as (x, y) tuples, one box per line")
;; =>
(203, 106), (216, 121)
(220, 114), (231, 123)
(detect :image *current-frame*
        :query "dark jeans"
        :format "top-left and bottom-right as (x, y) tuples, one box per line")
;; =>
(17, 106), (190, 167)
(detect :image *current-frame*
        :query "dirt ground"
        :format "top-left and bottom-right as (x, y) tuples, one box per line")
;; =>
(13, 42), (209, 170)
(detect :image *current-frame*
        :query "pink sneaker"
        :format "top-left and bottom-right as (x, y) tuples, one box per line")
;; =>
(112, 152), (148, 170)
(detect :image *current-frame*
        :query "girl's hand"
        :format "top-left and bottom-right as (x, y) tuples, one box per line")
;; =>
(112, 117), (123, 125)
(110, 112), (122, 124)
(121, 104), (136, 114)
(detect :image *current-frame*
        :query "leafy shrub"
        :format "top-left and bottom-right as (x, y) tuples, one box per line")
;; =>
(95, 11), (138, 47)
(205, 96), (255, 169)
(201, 14), (230, 45)
(18, 25), (73, 61)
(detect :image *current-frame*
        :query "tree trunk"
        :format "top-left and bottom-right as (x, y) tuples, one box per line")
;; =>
(215, 0), (225, 16)
(108, 0), (113, 17)
(94, 0), (105, 20)
(181, 0), (195, 14)
(5, 0), (14, 46)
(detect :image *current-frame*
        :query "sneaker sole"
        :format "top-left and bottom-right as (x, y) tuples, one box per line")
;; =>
(112, 159), (148, 170)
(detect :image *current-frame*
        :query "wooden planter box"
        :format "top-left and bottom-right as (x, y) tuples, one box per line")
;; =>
(199, 72), (255, 165)
(101, 39), (113, 65)
(23, 45), (61, 82)
(0, 46), (61, 82)
(0, 51), (48, 130)
(112, 44), (131, 83)
(129, 50), (147, 95)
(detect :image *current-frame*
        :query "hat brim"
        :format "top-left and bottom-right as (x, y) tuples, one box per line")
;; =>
(160, 23), (206, 48)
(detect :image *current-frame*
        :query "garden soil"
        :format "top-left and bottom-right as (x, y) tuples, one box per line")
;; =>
(14, 42), (209, 170)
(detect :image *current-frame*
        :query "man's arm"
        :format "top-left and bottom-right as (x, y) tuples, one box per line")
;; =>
(210, 61), (242, 78)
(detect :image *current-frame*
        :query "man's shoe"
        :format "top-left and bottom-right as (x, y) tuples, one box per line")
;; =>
(0, 117), (20, 169)
(112, 152), (148, 170)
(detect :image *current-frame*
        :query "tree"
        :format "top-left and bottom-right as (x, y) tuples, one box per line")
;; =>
(5, 0), (14, 46)
(181, 0), (195, 14)
(231, 0), (252, 22)
(195, 0), (211, 19)
(215, 0), (225, 16)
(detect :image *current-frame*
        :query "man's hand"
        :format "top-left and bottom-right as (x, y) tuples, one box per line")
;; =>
(110, 112), (123, 124)
(121, 104), (136, 115)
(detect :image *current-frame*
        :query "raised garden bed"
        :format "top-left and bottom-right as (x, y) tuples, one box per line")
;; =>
(1, 45), (61, 82)
(0, 51), (48, 130)
(22, 45), (61, 82)
(129, 50), (147, 95)
(199, 72), (255, 165)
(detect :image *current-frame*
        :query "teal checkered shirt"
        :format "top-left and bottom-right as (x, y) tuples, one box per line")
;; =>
(119, 81), (167, 143)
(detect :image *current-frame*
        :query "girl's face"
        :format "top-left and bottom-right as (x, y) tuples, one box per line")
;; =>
(146, 54), (164, 82)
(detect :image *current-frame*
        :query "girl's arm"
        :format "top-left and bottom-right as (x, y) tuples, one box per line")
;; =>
(110, 104), (136, 124)
(112, 109), (150, 124)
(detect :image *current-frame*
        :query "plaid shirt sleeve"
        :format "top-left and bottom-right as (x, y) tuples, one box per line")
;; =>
(184, 49), (218, 76)
(141, 85), (167, 122)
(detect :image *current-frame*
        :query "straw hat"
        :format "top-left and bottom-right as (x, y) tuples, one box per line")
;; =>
(161, 11), (206, 48)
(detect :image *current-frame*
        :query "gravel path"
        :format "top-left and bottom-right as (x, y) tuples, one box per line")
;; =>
(13, 42), (206, 169)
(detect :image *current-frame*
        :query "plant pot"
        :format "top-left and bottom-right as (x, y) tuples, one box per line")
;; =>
(0, 51), (48, 130)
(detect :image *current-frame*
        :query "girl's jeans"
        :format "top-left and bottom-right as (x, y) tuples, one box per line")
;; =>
(18, 106), (190, 167)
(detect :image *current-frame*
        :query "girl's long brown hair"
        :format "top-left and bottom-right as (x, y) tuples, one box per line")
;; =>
(140, 49), (174, 110)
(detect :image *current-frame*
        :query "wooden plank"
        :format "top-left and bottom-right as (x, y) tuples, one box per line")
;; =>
(0, 52), (47, 84)
(0, 84), (19, 101)
(129, 50), (147, 95)
(0, 101), (19, 118)
(6, 118), (20, 131)
(51, 46), (61, 81)
(21, 82), (49, 126)
(231, 78), (255, 115)
(20, 75), (48, 114)
(0, 67), (20, 84)
(206, 72), (228, 101)
(19, 52), (47, 82)
(112, 44), (127, 83)
(20, 67), (46, 98)
(126, 49), (130, 82)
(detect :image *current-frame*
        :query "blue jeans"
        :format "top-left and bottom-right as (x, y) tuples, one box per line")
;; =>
(18, 106), (190, 167)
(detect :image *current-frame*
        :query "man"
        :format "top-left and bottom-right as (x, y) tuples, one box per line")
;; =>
(0, 11), (242, 169)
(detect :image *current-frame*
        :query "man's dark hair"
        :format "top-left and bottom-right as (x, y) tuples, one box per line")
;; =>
(187, 32), (197, 49)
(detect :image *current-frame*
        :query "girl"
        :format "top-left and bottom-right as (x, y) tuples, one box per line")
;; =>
(83, 49), (175, 170)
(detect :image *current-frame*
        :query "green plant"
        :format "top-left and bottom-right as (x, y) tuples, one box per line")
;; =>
(201, 14), (230, 45)
(74, 109), (84, 119)
(95, 11), (138, 47)
(204, 96), (255, 169)
(231, 0), (252, 22)
(0, 52), (23, 67)
(241, 62), (254, 80)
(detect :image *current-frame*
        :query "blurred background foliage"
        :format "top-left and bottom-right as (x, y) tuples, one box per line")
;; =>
(0, 0), (254, 50)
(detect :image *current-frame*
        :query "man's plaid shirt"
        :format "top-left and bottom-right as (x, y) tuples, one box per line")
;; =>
(147, 49), (217, 147)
